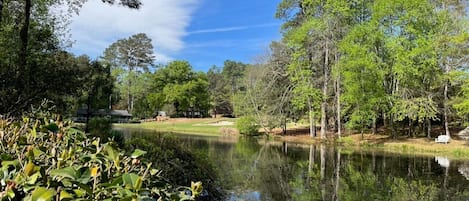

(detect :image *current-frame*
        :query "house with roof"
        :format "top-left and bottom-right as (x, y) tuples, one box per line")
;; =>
(73, 109), (133, 123)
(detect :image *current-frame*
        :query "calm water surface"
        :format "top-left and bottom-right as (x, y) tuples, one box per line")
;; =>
(120, 129), (469, 201)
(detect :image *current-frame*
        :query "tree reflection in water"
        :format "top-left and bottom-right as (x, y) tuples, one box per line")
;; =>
(122, 129), (469, 201)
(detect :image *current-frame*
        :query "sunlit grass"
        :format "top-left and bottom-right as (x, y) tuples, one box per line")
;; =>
(381, 142), (469, 159)
(114, 118), (237, 136)
(279, 133), (469, 159)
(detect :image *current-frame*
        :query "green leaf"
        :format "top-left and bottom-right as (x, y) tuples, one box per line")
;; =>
(24, 161), (38, 176)
(77, 167), (91, 184)
(72, 189), (86, 198)
(31, 187), (55, 201)
(104, 144), (119, 161)
(76, 183), (93, 195)
(44, 123), (59, 133)
(33, 147), (44, 157)
(27, 172), (41, 185)
(50, 167), (77, 180)
(122, 173), (142, 191)
(31, 126), (37, 138)
(130, 149), (147, 159)
(59, 190), (73, 200)
(1, 160), (19, 168)
(67, 127), (84, 135)
(7, 189), (15, 198)
(150, 169), (158, 176)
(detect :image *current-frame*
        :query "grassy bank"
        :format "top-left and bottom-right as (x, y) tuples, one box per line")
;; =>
(279, 133), (469, 160)
(114, 118), (237, 136)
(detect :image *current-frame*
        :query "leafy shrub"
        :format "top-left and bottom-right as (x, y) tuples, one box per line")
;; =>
(0, 116), (201, 200)
(124, 133), (225, 200)
(236, 116), (260, 135)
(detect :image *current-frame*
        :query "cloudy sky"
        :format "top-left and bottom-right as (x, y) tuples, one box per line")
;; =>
(69, 0), (282, 71)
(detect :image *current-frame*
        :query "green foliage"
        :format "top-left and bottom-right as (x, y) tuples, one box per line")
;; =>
(207, 66), (231, 115)
(0, 116), (200, 200)
(123, 133), (224, 200)
(76, 58), (114, 116)
(454, 73), (469, 119)
(86, 117), (124, 145)
(390, 179), (438, 201)
(102, 33), (155, 114)
(236, 116), (260, 135)
(0, 0), (122, 116)
(391, 98), (439, 123)
(148, 61), (210, 117)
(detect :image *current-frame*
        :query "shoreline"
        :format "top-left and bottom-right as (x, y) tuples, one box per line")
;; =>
(274, 133), (469, 160)
(114, 120), (469, 160)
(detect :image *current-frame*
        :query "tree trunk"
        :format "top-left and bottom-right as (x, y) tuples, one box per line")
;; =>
(372, 116), (376, 135)
(320, 144), (326, 201)
(427, 118), (431, 139)
(361, 124), (364, 140)
(308, 98), (315, 138)
(313, 114), (317, 137)
(282, 142), (288, 154)
(408, 119), (412, 138)
(337, 76), (341, 138)
(128, 78), (132, 112)
(382, 112), (387, 128)
(443, 164), (449, 201)
(444, 78), (450, 137)
(130, 96), (134, 113)
(320, 144), (325, 179)
(231, 90), (236, 117)
(390, 114), (397, 139)
(333, 148), (341, 201)
(308, 145), (315, 174)
(321, 41), (329, 139)
(283, 116), (287, 135)
(306, 145), (314, 187)
(19, 0), (32, 91)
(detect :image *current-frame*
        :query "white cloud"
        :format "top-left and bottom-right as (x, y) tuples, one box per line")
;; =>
(69, 0), (199, 62)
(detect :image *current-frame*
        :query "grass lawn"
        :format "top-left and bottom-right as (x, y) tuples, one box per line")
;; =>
(278, 133), (469, 159)
(114, 118), (237, 136)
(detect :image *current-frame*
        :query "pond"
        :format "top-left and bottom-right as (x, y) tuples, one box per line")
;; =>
(118, 128), (469, 201)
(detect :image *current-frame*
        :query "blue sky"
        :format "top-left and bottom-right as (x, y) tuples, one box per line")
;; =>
(69, 0), (282, 72)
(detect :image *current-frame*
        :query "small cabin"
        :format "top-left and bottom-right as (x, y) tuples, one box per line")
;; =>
(73, 109), (133, 123)
(110, 110), (133, 123)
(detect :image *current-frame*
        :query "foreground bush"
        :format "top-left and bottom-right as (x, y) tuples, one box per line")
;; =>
(124, 133), (226, 200)
(0, 116), (201, 200)
(236, 116), (260, 136)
